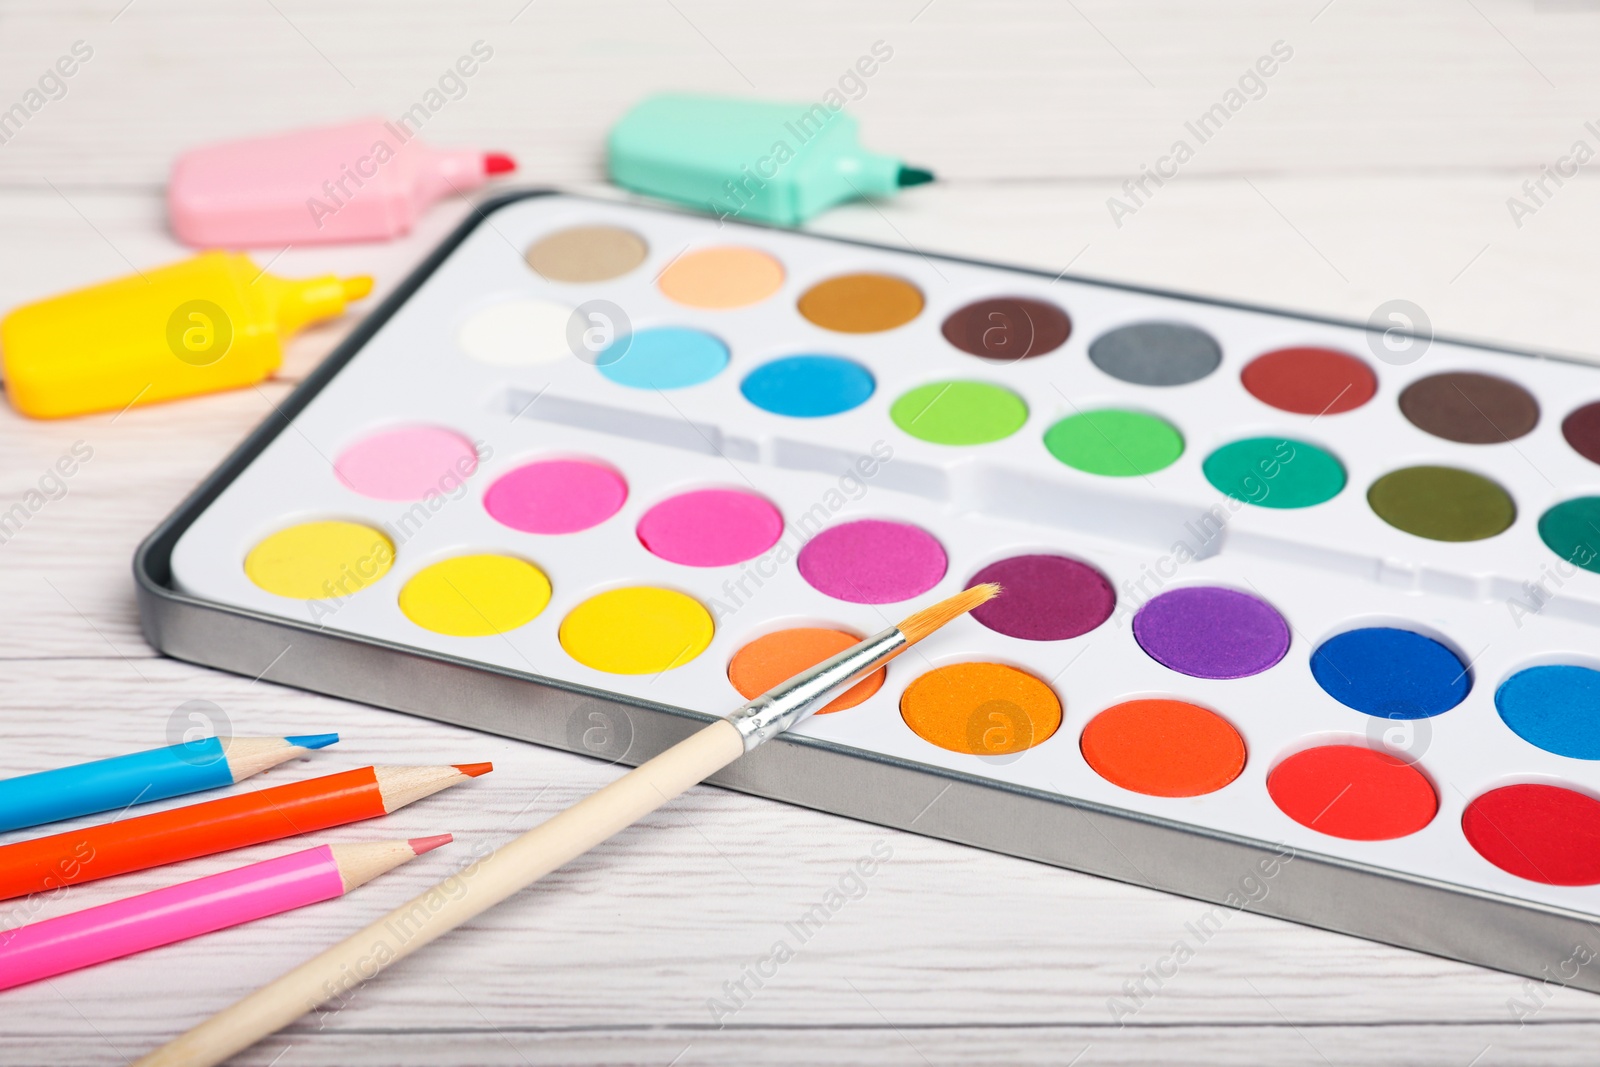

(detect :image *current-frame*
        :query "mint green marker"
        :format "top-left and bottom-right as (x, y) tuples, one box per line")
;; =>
(607, 94), (934, 227)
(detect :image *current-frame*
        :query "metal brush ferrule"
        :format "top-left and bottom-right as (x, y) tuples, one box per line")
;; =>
(724, 625), (907, 751)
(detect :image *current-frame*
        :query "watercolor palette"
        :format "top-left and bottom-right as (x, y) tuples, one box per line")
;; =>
(139, 192), (1600, 989)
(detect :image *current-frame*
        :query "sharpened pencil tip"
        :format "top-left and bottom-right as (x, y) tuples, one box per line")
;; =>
(285, 733), (340, 750)
(453, 762), (494, 778)
(408, 834), (454, 855)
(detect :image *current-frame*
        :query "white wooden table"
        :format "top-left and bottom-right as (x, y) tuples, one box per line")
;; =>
(3, 2), (1600, 1063)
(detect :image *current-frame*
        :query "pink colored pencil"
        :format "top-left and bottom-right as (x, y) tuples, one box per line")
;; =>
(0, 836), (451, 991)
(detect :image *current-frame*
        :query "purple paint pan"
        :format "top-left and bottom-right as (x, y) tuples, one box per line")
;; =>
(1132, 586), (1290, 679)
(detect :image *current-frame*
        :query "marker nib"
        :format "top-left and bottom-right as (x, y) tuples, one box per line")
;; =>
(897, 165), (935, 188)
(408, 834), (454, 855)
(484, 152), (517, 176)
(285, 732), (340, 750)
(341, 275), (374, 301)
(453, 762), (494, 778)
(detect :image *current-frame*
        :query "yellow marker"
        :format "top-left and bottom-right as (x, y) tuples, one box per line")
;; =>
(0, 251), (372, 419)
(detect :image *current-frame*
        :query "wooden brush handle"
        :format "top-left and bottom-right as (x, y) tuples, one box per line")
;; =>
(135, 720), (746, 1067)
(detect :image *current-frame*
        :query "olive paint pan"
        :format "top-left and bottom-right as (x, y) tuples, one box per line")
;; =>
(141, 192), (1600, 991)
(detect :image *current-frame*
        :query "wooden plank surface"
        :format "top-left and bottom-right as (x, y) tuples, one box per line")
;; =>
(2, 1), (1599, 1064)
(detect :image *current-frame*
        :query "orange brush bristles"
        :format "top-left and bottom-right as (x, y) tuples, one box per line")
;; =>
(895, 583), (1001, 645)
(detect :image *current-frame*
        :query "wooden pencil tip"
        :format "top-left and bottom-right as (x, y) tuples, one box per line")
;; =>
(895, 583), (1002, 646)
(408, 834), (454, 855)
(453, 762), (494, 778)
(285, 732), (340, 750)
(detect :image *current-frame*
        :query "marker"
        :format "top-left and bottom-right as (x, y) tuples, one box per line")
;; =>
(0, 734), (339, 833)
(0, 251), (373, 419)
(608, 93), (934, 227)
(168, 117), (517, 247)
(0, 836), (452, 990)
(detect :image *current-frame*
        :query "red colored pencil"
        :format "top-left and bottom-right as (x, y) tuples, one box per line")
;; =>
(0, 764), (490, 900)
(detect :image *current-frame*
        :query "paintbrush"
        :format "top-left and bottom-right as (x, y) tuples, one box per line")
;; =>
(135, 583), (1000, 1067)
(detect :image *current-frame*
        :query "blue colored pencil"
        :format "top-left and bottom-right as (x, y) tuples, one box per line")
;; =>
(0, 734), (339, 833)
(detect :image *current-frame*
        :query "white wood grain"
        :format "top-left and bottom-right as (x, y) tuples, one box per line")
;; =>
(2, 0), (1600, 183)
(9, 1026), (1600, 1067)
(2, 0), (1600, 1063)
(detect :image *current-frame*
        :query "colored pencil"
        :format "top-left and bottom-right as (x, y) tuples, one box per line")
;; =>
(0, 734), (340, 834)
(135, 586), (998, 1067)
(0, 835), (452, 990)
(0, 764), (490, 900)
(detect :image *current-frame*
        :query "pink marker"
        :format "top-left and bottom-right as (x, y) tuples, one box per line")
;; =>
(168, 117), (516, 246)
(0, 836), (450, 990)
